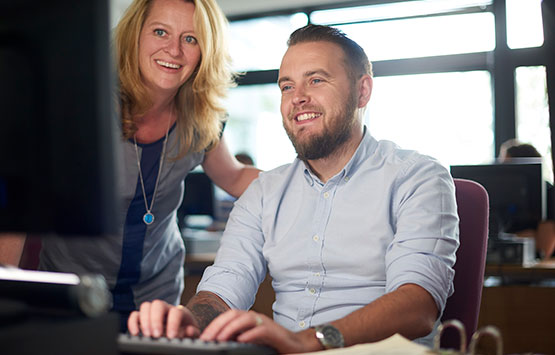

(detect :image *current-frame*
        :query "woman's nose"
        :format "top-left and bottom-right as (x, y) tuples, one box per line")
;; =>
(165, 37), (182, 57)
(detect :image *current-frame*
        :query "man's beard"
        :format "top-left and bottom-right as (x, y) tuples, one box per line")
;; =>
(285, 92), (358, 161)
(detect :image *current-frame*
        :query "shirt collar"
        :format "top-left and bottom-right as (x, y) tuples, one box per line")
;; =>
(342, 126), (377, 180)
(299, 126), (377, 186)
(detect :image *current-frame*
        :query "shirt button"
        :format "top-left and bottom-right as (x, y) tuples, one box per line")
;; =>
(309, 288), (316, 295)
(323, 192), (330, 199)
(313, 235), (319, 242)
(344, 176), (350, 182)
(299, 321), (306, 328)
(314, 272), (321, 277)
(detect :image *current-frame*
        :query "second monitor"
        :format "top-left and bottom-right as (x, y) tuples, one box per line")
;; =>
(450, 161), (546, 239)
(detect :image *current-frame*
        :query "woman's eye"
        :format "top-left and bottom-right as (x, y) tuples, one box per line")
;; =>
(154, 29), (166, 37)
(183, 35), (198, 44)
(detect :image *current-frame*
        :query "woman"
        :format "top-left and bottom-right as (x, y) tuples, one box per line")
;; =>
(1, 0), (259, 331)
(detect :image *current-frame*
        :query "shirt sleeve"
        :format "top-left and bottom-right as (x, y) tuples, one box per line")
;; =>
(196, 176), (267, 310)
(385, 155), (459, 313)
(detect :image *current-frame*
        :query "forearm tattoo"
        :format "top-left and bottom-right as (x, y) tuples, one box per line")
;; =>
(188, 293), (229, 331)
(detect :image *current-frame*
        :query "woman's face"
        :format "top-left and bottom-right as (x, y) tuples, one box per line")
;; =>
(138, 0), (201, 98)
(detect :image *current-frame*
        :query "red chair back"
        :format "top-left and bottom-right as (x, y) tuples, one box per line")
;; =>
(441, 178), (489, 349)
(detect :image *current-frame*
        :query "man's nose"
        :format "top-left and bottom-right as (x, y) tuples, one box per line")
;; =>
(292, 86), (309, 106)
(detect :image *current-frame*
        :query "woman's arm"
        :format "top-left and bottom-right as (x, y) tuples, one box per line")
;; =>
(0, 233), (26, 266)
(202, 135), (261, 198)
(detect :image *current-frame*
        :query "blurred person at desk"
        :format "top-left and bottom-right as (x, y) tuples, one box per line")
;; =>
(498, 139), (555, 259)
(129, 25), (459, 353)
(0, 0), (259, 331)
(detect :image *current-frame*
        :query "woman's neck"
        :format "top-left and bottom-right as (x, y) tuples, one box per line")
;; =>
(134, 100), (176, 144)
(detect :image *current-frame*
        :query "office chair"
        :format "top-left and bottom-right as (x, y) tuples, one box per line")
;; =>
(440, 178), (489, 349)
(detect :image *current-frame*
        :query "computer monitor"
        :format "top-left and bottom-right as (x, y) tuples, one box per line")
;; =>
(450, 160), (546, 238)
(177, 172), (216, 228)
(0, 0), (120, 235)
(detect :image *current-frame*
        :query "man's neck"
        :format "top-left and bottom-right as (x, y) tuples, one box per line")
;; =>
(306, 126), (364, 183)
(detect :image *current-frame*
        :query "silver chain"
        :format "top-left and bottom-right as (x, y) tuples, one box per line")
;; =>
(133, 123), (171, 224)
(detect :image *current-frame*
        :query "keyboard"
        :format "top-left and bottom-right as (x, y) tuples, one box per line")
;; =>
(118, 333), (277, 355)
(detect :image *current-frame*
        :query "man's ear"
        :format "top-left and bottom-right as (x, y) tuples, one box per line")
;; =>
(357, 74), (373, 108)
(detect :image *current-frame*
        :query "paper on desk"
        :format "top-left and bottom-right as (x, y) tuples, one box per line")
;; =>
(294, 334), (433, 355)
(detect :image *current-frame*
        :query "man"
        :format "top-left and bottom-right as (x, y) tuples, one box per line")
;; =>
(128, 24), (459, 353)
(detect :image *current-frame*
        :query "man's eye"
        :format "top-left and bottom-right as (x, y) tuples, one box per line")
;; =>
(281, 85), (292, 92)
(183, 35), (198, 44)
(311, 78), (322, 84)
(154, 29), (166, 36)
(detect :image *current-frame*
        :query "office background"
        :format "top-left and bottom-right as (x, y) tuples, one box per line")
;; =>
(111, 0), (554, 182)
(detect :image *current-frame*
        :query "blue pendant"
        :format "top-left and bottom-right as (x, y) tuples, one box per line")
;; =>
(143, 212), (154, 225)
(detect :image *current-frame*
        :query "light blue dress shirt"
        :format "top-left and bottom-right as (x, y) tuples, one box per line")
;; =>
(197, 128), (459, 346)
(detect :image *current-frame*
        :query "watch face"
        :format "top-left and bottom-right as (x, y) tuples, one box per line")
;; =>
(316, 324), (345, 348)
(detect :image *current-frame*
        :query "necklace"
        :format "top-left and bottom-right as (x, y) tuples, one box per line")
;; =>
(133, 124), (170, 225)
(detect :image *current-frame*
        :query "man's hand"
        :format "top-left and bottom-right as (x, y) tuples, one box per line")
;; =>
(200, 310), (320, 354)
(127, 300), (201, 339)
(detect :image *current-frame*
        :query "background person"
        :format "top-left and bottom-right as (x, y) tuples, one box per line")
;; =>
(498, 139), (555, 259)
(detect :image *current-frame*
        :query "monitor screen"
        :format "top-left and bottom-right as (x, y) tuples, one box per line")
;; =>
(450, 161), (546, 238)
(0, 0), (120, 235)
(177, 172), (216, 228)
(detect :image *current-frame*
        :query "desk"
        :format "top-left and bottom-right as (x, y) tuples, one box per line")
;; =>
(0, 304), (119, 355)
(485, 258), (555, 284)
(478, 259), (555, 354)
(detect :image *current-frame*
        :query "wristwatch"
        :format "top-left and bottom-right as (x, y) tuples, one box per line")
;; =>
(313, 324), (345, 349)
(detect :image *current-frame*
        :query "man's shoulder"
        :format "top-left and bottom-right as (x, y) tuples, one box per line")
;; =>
(258, 160), (301, 180)
(372, 139), (438, 168)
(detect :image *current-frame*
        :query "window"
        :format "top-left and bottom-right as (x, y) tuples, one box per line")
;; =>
(367, 71), (493, 167)
(312, 0), (494, 61)
(334, 13), (494, 62)
(515, 66), (552, 182)
(221, 0), (550, 174)
(506, 0), (544, 49)
(229, 14), (308, 72)
(223, 84), (295, 171)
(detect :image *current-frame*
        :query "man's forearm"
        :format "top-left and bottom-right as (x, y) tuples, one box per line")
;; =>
(332, 283), (438, 347)
(186, 291), (231, 331)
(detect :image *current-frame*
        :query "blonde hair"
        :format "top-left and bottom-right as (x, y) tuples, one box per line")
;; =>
(115, 0), (235, 157)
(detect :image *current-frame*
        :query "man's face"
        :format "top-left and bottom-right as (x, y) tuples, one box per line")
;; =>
(278, 41), (359, 160)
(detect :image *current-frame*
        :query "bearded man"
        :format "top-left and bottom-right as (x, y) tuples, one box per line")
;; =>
(129, 24), (459, 353)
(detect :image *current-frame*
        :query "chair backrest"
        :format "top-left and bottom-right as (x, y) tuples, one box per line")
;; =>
(440, 178), (489, 349)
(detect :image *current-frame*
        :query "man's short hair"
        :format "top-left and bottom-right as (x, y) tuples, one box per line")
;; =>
(287, 24), (373, 81)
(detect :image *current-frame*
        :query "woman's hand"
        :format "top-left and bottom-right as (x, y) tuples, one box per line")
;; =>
(127, 300), (201, 339)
